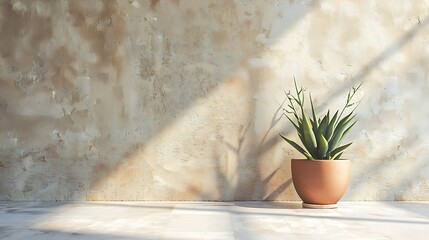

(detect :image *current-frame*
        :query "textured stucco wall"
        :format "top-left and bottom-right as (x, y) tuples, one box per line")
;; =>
(0, 0), (428, 201)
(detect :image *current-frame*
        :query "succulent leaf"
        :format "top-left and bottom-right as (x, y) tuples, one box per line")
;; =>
(330, 142), (353, 159)
(326, 110), (330, 125)
(310, 94), (318, 129)
(319, 115), (329, 138)
(326, 110), (339, 141)
(338, 120), (357, 143)
(284, 113), (301, 134)
(317, 134), (329, 159)
(301, 113), (318, 157)
(280, 134), (314, 160)
(334, 152), (343, 160)
(329, 114), (356, 151)
(328, 123), (351, 152)
(336, 111), (356, 130)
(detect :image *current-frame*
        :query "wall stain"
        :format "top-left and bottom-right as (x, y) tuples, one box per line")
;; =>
(49, 46), (76, 88)
(212, 30), (228, 44)
(68, 0), (125, 79)
(150, 0), (160, 10)
(0, 1), (53, 66)
(184, 9), (196, 22)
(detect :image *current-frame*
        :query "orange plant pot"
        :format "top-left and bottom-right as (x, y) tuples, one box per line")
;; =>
(291, 159), (350, 206)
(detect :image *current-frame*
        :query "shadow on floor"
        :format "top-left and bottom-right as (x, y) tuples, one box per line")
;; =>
(0, 227), (154, 240)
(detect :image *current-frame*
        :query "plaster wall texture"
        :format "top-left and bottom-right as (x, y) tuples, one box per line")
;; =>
(0, 0), (428, 201)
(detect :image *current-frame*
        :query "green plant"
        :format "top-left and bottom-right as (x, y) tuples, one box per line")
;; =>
(280, 79), (362, 160)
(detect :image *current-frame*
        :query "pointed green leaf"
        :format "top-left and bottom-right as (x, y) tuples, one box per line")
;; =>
(330, 142), (353, 160)
(330, 114), (356, 148)
(301, 113), (318, 158)
(319, 115), (328, 137)
(334, 152), (343, 160)
(317, 134), (329, 159)
(326, 110), (339, 141)
(280, 134), (314, 160)
(336, 111), (356, 130)
(298, 132), (306, 148)
(284, 114), (302, 135)
(328, 117), (355, 152)
(310, 94), (318, 129)
(338, 120), (357, 143)
(326, 110), (330, 125)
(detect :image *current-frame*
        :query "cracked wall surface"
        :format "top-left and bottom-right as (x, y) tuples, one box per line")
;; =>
(0, 0), (428, 200)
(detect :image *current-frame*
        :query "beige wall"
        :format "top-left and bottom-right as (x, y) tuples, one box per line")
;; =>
(0, 0), (428, 201)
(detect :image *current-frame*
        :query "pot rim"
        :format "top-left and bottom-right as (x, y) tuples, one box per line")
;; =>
(291, 159), (350, 162)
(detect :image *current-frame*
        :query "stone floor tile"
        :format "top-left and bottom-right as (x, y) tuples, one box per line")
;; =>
(0, 201), (428, 240)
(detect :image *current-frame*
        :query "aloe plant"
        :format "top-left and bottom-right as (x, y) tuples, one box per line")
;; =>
(280, 79), (362, 160)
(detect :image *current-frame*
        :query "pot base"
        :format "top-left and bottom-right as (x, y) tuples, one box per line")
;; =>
(302, 202), (338, 209)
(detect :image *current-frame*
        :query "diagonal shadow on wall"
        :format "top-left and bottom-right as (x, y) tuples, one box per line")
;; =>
(0, 0), (319, 200)
(335, 16), (429, 201)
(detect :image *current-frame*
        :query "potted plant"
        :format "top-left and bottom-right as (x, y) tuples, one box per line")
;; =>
(280, 79), (361, 208)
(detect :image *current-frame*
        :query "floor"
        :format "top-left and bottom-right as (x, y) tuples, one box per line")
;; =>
(0, 201), (428, 240)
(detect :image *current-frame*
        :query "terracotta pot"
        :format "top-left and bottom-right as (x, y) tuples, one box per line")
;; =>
(291, 159), (350, 205)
